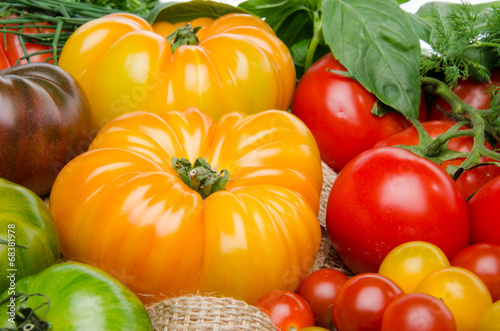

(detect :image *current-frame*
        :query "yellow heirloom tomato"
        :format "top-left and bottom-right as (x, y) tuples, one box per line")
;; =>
(58, 12), (296, 130)
(49, 108), (322, 305)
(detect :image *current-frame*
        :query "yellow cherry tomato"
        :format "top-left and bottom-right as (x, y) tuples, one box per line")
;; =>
(59, 13), (295, 129)
(478, 300), (500, 331)
(49, 108), (322, 305)
(415, 266), (493, 331)
(379, 241), (450, 293)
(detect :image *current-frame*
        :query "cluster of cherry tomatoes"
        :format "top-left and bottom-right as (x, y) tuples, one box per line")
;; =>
(254, 241), (500, 331)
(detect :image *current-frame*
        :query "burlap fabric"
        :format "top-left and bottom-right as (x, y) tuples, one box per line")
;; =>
(147, 295), (275, 331)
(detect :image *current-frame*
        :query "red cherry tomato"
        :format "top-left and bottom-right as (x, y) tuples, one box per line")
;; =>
(374, 120), (500, 199)
(295, 268), (349, 329)
(333, 273), (404, 331)
(254, 290), (315, 331)
(326, 147), (469, 274)
(429, 70), (500, 121)
(467, 175), (500, 246)
(381, 293), (457, 331)
(291, 53), (415, 172)
(451, 243), (500, 302)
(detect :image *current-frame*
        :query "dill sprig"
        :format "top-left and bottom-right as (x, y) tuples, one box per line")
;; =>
(0, 0), (156, 65)
(420, 0), (499, 87)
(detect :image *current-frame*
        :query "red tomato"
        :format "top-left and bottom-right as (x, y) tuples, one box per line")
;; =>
(295, 268), (349, 329)
(254, 290), (315, 331)
(374, 120), (500, 199)
(326, 147), (470, 274)
(467, 175), (500, 246)
(451, 243), (500, 302)
(291, 53), (414, 172)
(0, 16), (54, 70)
(429, 70), (500, 121)
(381, 293), (457, 331)
(332, 273), (404, 331)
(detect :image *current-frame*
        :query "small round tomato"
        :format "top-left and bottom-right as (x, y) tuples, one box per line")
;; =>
(478, 300), (500, 331)
(333, 273), (404, 331)
(451, 243), (500, 302)
(254, 290), (315, 331)
(291, 53), (413, 172)
(467, 175), (500, 245)
(428, 70), (500, 121)
(295, 268), (349, 329)
(415, 266), (492, 331)
(379, 241), (450, 293)
(326, 147), (469, 274)
(374, 120), (500, 199)
(381, 293), (457, 331)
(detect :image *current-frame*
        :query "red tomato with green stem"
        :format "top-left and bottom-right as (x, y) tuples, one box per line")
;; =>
(326, 146), (469, 274)
(291, 53), (425, 173)
(332, 273), (404, 331)
(254, 290), (315, 331)
(374, 120), (500, 199)
(467, 175), (500, 246)
(381, 293), (457, 331)
(429, 70), (500, 121)
(295, 268), (349, 329)
(451, 243), (500, 302)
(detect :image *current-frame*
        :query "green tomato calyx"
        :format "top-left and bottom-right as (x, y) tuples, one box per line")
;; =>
(172, 157), (230, 199)
(166, 23), (202, 54)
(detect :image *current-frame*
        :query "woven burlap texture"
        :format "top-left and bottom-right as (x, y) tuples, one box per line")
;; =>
(147, 295), (275, 331)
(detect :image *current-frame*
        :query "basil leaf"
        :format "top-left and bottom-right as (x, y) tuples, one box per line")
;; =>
(147, 0), (248, 24)
(239, 0), (321, 31)
(322, 0), (421, 119)
(406, 12), (433, 44)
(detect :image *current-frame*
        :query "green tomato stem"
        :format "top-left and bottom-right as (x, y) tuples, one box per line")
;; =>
(304, 12), (323, 72)
(172, 157), (229, 199)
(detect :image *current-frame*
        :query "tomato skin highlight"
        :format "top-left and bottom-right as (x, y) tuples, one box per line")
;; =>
(467, 175), (500, 246)
(332, 273), (404, 331)
(381, 293), (457, 331)
(254, 290), (315, 331)
(451, 243), (500, 302)
(291, 53), (411, 172)
(326, 146), (469, 274)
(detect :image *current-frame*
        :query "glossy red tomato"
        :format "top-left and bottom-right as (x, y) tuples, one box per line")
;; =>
(381, 293), (457, 331)
(0, 16), (54, 70)
(326, 147), (470, 274)
(374, 120), (500, 199)
(332, 273), (404, 331)
(291, 53), (416, 172)
(467, 175), (500, 246)
(254, 290), (315, 331)
(429, 70), (500, 121)
(295, 268), (349, 329)
(451, 243), (500, 302)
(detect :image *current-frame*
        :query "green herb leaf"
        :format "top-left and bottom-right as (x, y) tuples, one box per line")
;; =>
(406, 12), (433, 44)
(322, 0), (422, 119)
(147, 0), (248, 24)
(239, 0), (327, 75)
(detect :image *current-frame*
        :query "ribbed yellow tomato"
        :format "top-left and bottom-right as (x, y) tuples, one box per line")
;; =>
(49, 108), (322, 304)
(58, 13), (295, 130)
